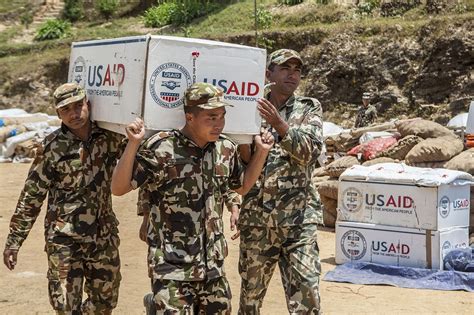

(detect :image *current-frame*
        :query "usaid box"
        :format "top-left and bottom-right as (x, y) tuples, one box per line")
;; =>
(68, 35), (266, 141)
(335, 221), (469, 270)
(338, 163), (472, 230)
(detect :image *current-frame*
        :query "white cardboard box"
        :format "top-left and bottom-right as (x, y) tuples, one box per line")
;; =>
(68, 35), (266, 141)
(338, 164), (472, 230)
(335, 221), (469, 270)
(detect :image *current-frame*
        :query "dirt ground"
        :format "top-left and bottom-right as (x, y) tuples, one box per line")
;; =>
(0, 163), (472, 314)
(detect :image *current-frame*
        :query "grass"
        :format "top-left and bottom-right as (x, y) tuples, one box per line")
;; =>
(0, 0), (28, 14)
(0, 0), (473, 81)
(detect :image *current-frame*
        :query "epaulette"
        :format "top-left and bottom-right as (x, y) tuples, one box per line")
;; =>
(41, 128), (62, 150)
(218, 133), (237, 146)
(144, 130), (175, 149)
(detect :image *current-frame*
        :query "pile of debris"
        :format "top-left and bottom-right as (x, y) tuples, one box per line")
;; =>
(0, 109), (60, 163)
(315, 117), (473, 243)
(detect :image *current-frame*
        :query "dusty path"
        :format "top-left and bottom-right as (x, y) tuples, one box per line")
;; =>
(0, 163), (472, 314)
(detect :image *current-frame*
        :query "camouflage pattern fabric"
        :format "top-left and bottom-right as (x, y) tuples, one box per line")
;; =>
(47, 232), (121, 314)
(238, 224), (321, 315)
(238, 93), (323, 315)
(4, 122), (123, 313)
(239, 95), (324, 227)
(184, 82), (232, 109)
(267, 49), (303, 68)
(354, 104), (377, 128)
(131, 130), (244, 281)
(152, 276), (231, 314)
(5, 122), (123, 249)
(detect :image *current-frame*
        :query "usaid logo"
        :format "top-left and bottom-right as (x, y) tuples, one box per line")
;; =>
(439, 196), (450, 218)
(150, 62), (191, 108)
(341, 188), (363, 212)
(341, 230), (367, 260)
(70, 56), (87, 87)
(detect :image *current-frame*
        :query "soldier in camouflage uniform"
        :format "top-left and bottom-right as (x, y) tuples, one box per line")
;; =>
(354, 92), (377, 128)
(111, 82), (274, 314)
(3, 83), (123, 315)
(237, 49), (324, 315)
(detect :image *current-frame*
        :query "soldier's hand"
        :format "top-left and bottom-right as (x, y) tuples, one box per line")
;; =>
(257, 98), (283, 127)
(229, 204), (239, 232)
(3, 248), (18, 271)
(125, 117), (145, 144)
(254, 127), (274, 152)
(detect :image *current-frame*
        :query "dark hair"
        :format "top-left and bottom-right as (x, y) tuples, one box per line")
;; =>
(184, 105), (204, 116)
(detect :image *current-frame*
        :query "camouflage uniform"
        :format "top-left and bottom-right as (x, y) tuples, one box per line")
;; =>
(131, 83), (244, 314)
(354, 104), (377, 128)
(4, 83), (123, 314)
(238, 49), (324, 315)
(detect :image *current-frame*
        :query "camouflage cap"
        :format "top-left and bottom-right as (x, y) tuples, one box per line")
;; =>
(53, 82), (86, 109)
(184, 82), (233, 109)
(267, 49), (303, 68)
(362, 92), (371, 99)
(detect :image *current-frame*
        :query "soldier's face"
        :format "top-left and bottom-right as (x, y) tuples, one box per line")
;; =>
(266, 59), (302, 96)
(362, 99), (369, 106)
(57, 99), (90, 131)
(187, 107), (226, 144)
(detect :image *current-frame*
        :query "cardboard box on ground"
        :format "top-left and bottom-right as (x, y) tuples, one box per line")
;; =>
(334, 163), (473, 270)
(68, 35), (266, 143)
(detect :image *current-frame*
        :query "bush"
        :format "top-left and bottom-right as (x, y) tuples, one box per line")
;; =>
(143, 2), (177, 28)
(35, 19), (71, 41)
(96, 0), (119, 20)
(255, 6), (273, 29)
(278, 0), (304, 5)
(357, 0), (380, 16)
(63, 0), (84, 22)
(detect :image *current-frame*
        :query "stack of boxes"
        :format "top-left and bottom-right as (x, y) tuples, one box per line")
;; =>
(335, 163), (472, 270)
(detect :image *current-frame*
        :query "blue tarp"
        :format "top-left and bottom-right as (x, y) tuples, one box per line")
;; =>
(323, 262), (474, 292)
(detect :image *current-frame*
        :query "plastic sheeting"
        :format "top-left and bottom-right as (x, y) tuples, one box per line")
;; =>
(323, 262), (474, 292)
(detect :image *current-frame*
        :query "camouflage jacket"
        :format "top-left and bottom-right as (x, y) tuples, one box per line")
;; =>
(239, 94), (324, 227)
(5, 123), (123, 250)
(354, 104), (377, 128)
(131, 130), (244, 281)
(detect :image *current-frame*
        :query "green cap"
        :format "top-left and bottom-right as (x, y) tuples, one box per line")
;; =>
(184, 82), (233, 109)
(53, 82), (86, 109)
(267, 49), (303, 68)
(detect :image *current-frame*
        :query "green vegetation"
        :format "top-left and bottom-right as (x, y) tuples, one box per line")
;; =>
(0, 0), (473, 79)
(35, 19), (72, 41)
(96, 0), (119, 20)
(0, 0), (28, 14)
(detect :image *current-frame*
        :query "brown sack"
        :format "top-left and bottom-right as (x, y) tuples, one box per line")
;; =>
(362, 157), (398, 166)
(378, 135), (423, 160)
(320, 195), (337, 228)
(408, 161), (447, 168)
(313, 166), (328, 177)
(325, 155), (360, 178)
(405, 136), (464, 164)
(396, 119), (455, 139)
(317, 180), (339, 200)
(350, 121), (397, 138)
(444, 148), (474, 175)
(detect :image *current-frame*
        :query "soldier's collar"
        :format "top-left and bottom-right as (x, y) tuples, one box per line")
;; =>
(176, 129), (216, 151)
(265, 92), (296, 110)
(60, 121), (99, 140)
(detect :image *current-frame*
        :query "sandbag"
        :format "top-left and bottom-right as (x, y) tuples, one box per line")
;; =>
(405, 136), (464, 164)
(317, 180), (339, 200)
(313, 166), (328, 177)
(325, 155), (360, 178)
(444, 148), (474, 175)
(350, 121), (396, 138)
(361, 136), (398, 160)
(0, 125), (27, 142)
(396, 119), (455, 139)
(320, 195), (337, 228)
(407, 161), (447, 168)
(362, 157), (398, 166)
(328, 132), (360, 152)
(378, 135), (423, 160)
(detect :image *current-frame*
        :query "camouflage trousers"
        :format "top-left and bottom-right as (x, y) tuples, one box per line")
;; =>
(151, 276), (231, 314)
(46, 233), (121, 315)
(238, 224), (321, 315)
